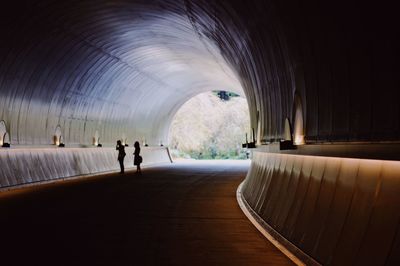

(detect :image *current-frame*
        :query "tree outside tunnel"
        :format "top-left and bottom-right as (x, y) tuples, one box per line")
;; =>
(168, 91), (250, 160)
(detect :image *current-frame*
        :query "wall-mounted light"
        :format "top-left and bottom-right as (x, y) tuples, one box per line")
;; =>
(93, 130), (102, 147)
(54, 126), (62, 146)
(93, 130), (99, 146)
(0, 120), (8, 147)
(280, 118), (295, 150)
(2, 132), (10, 148)
(284, 118), (292, 141)
(54, 125), (65, 147)
(294, 134), (305, 145)
(121, 133), (127, 146)
(293, 95), (305, 145)
(58, 135), (65, 147)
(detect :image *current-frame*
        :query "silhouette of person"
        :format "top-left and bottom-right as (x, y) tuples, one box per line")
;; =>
(133, 141), (142, 173)
(116, 140), (126, 173)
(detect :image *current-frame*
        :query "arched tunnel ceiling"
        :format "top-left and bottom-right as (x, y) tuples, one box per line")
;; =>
(0, 0), (244, 145)
(0, 0), (399, 146)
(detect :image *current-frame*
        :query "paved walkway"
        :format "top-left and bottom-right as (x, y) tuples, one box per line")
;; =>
(0, 160), (293, 266)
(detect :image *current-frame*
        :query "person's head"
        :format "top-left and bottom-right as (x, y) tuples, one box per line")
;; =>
(117, 140), (121, 145)
(134, 141), (140, 149)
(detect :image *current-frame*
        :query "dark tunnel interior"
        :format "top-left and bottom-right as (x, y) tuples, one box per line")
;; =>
(0, 0), (398, 146)
(0, 1), (400, 265)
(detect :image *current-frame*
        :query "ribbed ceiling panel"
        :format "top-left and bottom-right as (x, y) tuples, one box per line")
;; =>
(0, 0), (244, 146)
(0, 0), (398, 146)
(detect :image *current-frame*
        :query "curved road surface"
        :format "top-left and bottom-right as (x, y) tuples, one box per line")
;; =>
(0, 160), (293, 266)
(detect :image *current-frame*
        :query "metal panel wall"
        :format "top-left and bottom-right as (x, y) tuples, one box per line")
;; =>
(1, 0), (399, 147)
(0, 147), (171, 189)
(242, 152), (400, 265)
(0, 0), (244, 147)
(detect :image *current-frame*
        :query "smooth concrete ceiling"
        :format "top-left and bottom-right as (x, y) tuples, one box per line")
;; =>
(0, 0), (398, 146)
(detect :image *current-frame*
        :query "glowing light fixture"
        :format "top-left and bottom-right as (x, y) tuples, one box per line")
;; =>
(93, 130), (99, 146)
(54, 126), (64, 147)
(2, 132), (10, 147)
(0, 120), (6, 146)
(284, 118), (292, 141)
(293, 95), (305, 145)
(121, 133), (126, 146)
(294, 134), (305, 145)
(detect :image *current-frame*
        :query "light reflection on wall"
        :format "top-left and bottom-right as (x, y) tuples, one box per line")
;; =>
(293, 95), (305, 145)
(242, 150), (400, 265)
(0, 121), (6, 146)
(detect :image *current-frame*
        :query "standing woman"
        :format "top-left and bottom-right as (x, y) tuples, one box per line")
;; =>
(116, 140), (126, 173)
(133, 141), (142, 173)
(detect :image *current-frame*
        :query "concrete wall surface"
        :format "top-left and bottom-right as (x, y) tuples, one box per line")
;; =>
(241, 151), (400, 265)
(0, 146), (171, 189)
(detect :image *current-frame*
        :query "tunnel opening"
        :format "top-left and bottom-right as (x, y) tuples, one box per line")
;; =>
(168, 91), (250, 160)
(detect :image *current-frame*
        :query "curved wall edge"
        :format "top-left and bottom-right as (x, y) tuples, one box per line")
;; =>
(241, 151), (400, 265)
(0, 146), (172, 190)
(237, 182), (317, 266)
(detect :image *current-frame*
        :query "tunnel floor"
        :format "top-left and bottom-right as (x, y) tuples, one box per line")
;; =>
(0, 160), (293, 266)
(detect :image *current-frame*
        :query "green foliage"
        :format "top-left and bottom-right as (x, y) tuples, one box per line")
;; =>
(169, 92), (250, 160)
(211, 90), (240, 101)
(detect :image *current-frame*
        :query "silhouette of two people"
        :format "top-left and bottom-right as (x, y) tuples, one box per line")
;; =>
(116, 140), (142, 174)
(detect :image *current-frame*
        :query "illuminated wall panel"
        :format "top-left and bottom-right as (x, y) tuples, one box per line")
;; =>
(241, 152), (400, 265)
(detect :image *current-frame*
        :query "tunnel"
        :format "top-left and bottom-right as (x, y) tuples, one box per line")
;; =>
(0, 0), (399, 265)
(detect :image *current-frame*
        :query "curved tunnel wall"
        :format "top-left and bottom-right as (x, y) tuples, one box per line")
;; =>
(0, 146), (171, 189)
(189, 0), (400, 143)
(241, 151), (400, 265)
(0, 0), (243, 146)
(1, 1), (399, 145)
(0, 0), (400, 264)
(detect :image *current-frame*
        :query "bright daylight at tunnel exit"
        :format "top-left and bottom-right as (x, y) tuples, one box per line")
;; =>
(0, 1), (399, 266)
(168, 91), (250, 160)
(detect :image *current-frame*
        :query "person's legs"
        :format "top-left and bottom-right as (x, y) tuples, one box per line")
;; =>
(119, 159), (124, 173)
